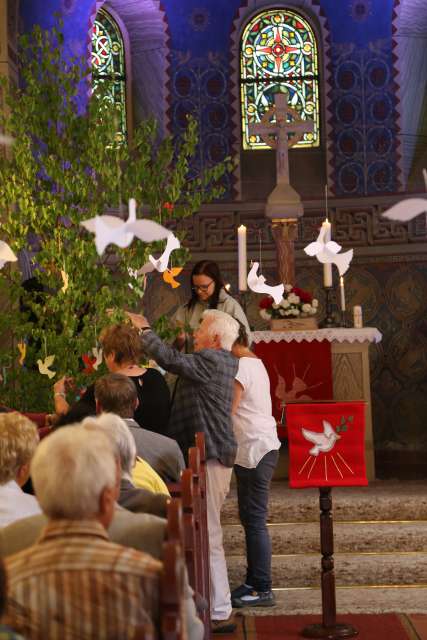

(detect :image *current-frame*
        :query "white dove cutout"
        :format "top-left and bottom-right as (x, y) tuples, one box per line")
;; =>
(247, 262), (284, 305)
(91, 346), (103, 371)
(81, 198), (170, 256)
(302, 420), (340, 457)
(381, 168), (427, 223)
(137, 232), (181, 275)
(0, 241), (17, 269)
(304, 225), (353, 276)
(37, 355), (56, 379)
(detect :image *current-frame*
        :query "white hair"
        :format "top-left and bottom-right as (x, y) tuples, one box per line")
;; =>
(202, 309), (239, 351)
(31, 426), (116, 520)
(81, 413), (136, 477)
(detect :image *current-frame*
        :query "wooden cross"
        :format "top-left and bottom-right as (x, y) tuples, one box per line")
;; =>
(249, 93), (314, 187)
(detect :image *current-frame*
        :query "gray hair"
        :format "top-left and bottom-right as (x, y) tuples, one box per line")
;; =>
(203, 309), (239, 351)
(0, 413), (39, 484)
(31, 426), (116, 520)
(81, 413), (136, 478)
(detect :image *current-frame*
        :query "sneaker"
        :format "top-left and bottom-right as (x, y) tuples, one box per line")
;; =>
(211, 615), (237, 634)
(230, 583), (253, 601)
(232, 590), (276, 608)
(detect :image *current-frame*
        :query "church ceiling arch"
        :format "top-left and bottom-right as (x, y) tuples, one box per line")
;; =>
(392, 0), (427, 189)
(87, 0), (171, 137)
(230, 0), (333, 199)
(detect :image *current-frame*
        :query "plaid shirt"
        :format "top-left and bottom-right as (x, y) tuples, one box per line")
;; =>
(142, 331), (238, 467)
(4, 519), (162, 640)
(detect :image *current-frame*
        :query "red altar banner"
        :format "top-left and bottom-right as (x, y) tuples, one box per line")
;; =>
(286, 402), (367, 488)
(253, 340), (333, 438)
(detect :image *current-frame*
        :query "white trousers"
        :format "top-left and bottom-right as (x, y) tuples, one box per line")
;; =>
(206, 459), (233, 621)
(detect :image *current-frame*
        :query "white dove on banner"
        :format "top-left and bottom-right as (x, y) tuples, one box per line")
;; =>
(0, 241), (17, 269)
(302, 420), (340, 456)
(247, 262), (284, 305)
(381, 168), (427, 223)
(37, 355), (56, 379)
(81, 198), (170, 255)
(304, 225), (353, 276)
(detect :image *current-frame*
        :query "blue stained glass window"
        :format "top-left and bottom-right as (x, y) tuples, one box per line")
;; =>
(241, 9), (320, 150)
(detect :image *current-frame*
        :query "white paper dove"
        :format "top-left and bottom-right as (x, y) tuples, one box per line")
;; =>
(302, 420), (340, 456)
(304, 226), (353, 276)
(0, 241), (17, 269)
(381, 198), (427, 223)
(81, 198), (170, 255)
(91, 346), (103, 371)
(37, 355), (56, 379)
(247, 262), (284, 305)
(137, 232), (181, 275)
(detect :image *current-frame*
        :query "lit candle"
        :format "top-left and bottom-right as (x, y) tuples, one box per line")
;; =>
(339, 276), (346, 311)
(322, 219), (333, 287)
(237, 225), (247, 291)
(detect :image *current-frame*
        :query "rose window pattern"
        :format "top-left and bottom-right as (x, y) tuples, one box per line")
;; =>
(241, 9), (320, 150)
(91, 8), (127, 142)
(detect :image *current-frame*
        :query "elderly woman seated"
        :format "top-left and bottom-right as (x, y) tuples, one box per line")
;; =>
(81, 413), (169, 518)
(53, 323), (171, 434)
(0, 413), (41, 527)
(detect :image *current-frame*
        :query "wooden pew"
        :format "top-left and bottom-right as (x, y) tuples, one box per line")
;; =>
(161, 539), (186, 640)
(194, 433), (210, 614)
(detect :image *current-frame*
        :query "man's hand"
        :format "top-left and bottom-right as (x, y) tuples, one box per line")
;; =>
(125, 311), (150, 330)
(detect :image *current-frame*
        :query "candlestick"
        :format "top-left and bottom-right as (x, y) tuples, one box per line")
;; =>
(339, 276), (346, 312)
(319, 286), (338, 328)
(237, 224), (247, 291)
(322, 219), (333, 287)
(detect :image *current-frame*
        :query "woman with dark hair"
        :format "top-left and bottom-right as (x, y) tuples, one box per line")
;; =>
(230, 323), (280, 609)
(173, 260), (250, 351)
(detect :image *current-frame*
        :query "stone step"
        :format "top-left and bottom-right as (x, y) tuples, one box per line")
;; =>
(234, 585), (427, 616)
(224, 521), (427, 555)
(222, 480), (427, 524)
(227, 551), (427, 589)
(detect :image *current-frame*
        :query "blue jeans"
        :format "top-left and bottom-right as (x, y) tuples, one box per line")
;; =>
(234, 449), (279, 592)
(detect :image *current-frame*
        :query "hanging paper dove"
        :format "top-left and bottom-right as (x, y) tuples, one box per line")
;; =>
(0, 241), (17, 269)
(304, 225), (353, 276)
(91, 346), (103, 371)
(381, 168), (427, 222)
(17, 341), (26, 366)
(247, 262), (284, 304)
(138, 232), (181, 275)
(163, 267), (183, 289)
(82, 353), (97, 375)
(81, 198), (170, 256)
(37, 355), (56, 379)
(61, 270), (69, 293)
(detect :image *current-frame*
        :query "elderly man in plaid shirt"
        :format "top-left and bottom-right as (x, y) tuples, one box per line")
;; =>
(128, 308), (239, 634)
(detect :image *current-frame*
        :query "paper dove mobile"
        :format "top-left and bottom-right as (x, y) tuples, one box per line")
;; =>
(247, 262), (284, 305)
(304, 225), (353, 276)
(81, 198), (170, 256)
(0, 241), (17, 269)
(302, 420), (340, 456)
(381, 168), (427, 222)
(37, 355), (56, 379)
(138, 233), (181, 275)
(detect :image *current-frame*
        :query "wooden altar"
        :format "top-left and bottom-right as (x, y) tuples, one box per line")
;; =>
(251, 327), (382, 481)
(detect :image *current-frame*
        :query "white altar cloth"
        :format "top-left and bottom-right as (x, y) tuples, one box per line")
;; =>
(251, 327), (382, 345)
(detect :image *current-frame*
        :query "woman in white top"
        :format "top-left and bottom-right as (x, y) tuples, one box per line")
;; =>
(230, 324), (281, 609)
(173, 260), (250, 352)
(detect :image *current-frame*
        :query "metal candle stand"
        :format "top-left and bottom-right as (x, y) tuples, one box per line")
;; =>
(302, 487), (358, 639)
(319, 287), (339, 328)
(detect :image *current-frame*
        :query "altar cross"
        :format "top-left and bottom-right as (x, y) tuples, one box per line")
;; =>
(249, 92), (314, 187)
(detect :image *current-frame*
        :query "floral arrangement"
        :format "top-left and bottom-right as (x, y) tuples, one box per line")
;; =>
(259, 285), (318, 320)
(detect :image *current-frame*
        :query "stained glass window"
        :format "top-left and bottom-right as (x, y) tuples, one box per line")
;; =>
(91, 8), (127, 142)
(241, 9), (319, 150)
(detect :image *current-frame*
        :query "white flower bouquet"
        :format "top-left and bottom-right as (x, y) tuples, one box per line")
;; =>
(259, 284), (318, 321)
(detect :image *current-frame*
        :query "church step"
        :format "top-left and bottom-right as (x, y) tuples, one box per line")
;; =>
(227, 551), (427, 589)
(222, 480), (427, 524)
(223, 520), (427, 555)
(233, 585), (427, 616)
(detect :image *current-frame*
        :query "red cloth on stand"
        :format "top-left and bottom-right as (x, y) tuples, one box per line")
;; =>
(253, 340), (333, 438)
(286, 401), (367, 488)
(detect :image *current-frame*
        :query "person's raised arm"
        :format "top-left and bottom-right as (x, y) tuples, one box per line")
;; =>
(232, 380), (244, 415)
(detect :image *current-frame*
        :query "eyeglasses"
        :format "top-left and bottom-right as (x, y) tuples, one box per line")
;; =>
(192, 280), (214, 292)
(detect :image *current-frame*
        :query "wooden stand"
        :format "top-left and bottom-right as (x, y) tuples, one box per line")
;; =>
(302, 487), (358, 639)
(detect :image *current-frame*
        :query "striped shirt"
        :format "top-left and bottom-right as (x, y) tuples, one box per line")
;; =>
(4, 519), (162, 640)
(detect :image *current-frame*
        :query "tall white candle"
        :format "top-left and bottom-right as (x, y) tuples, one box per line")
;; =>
(322, 219), (333, 287)
(237, 225), (247, 291)
(339, 276), (346, 311)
